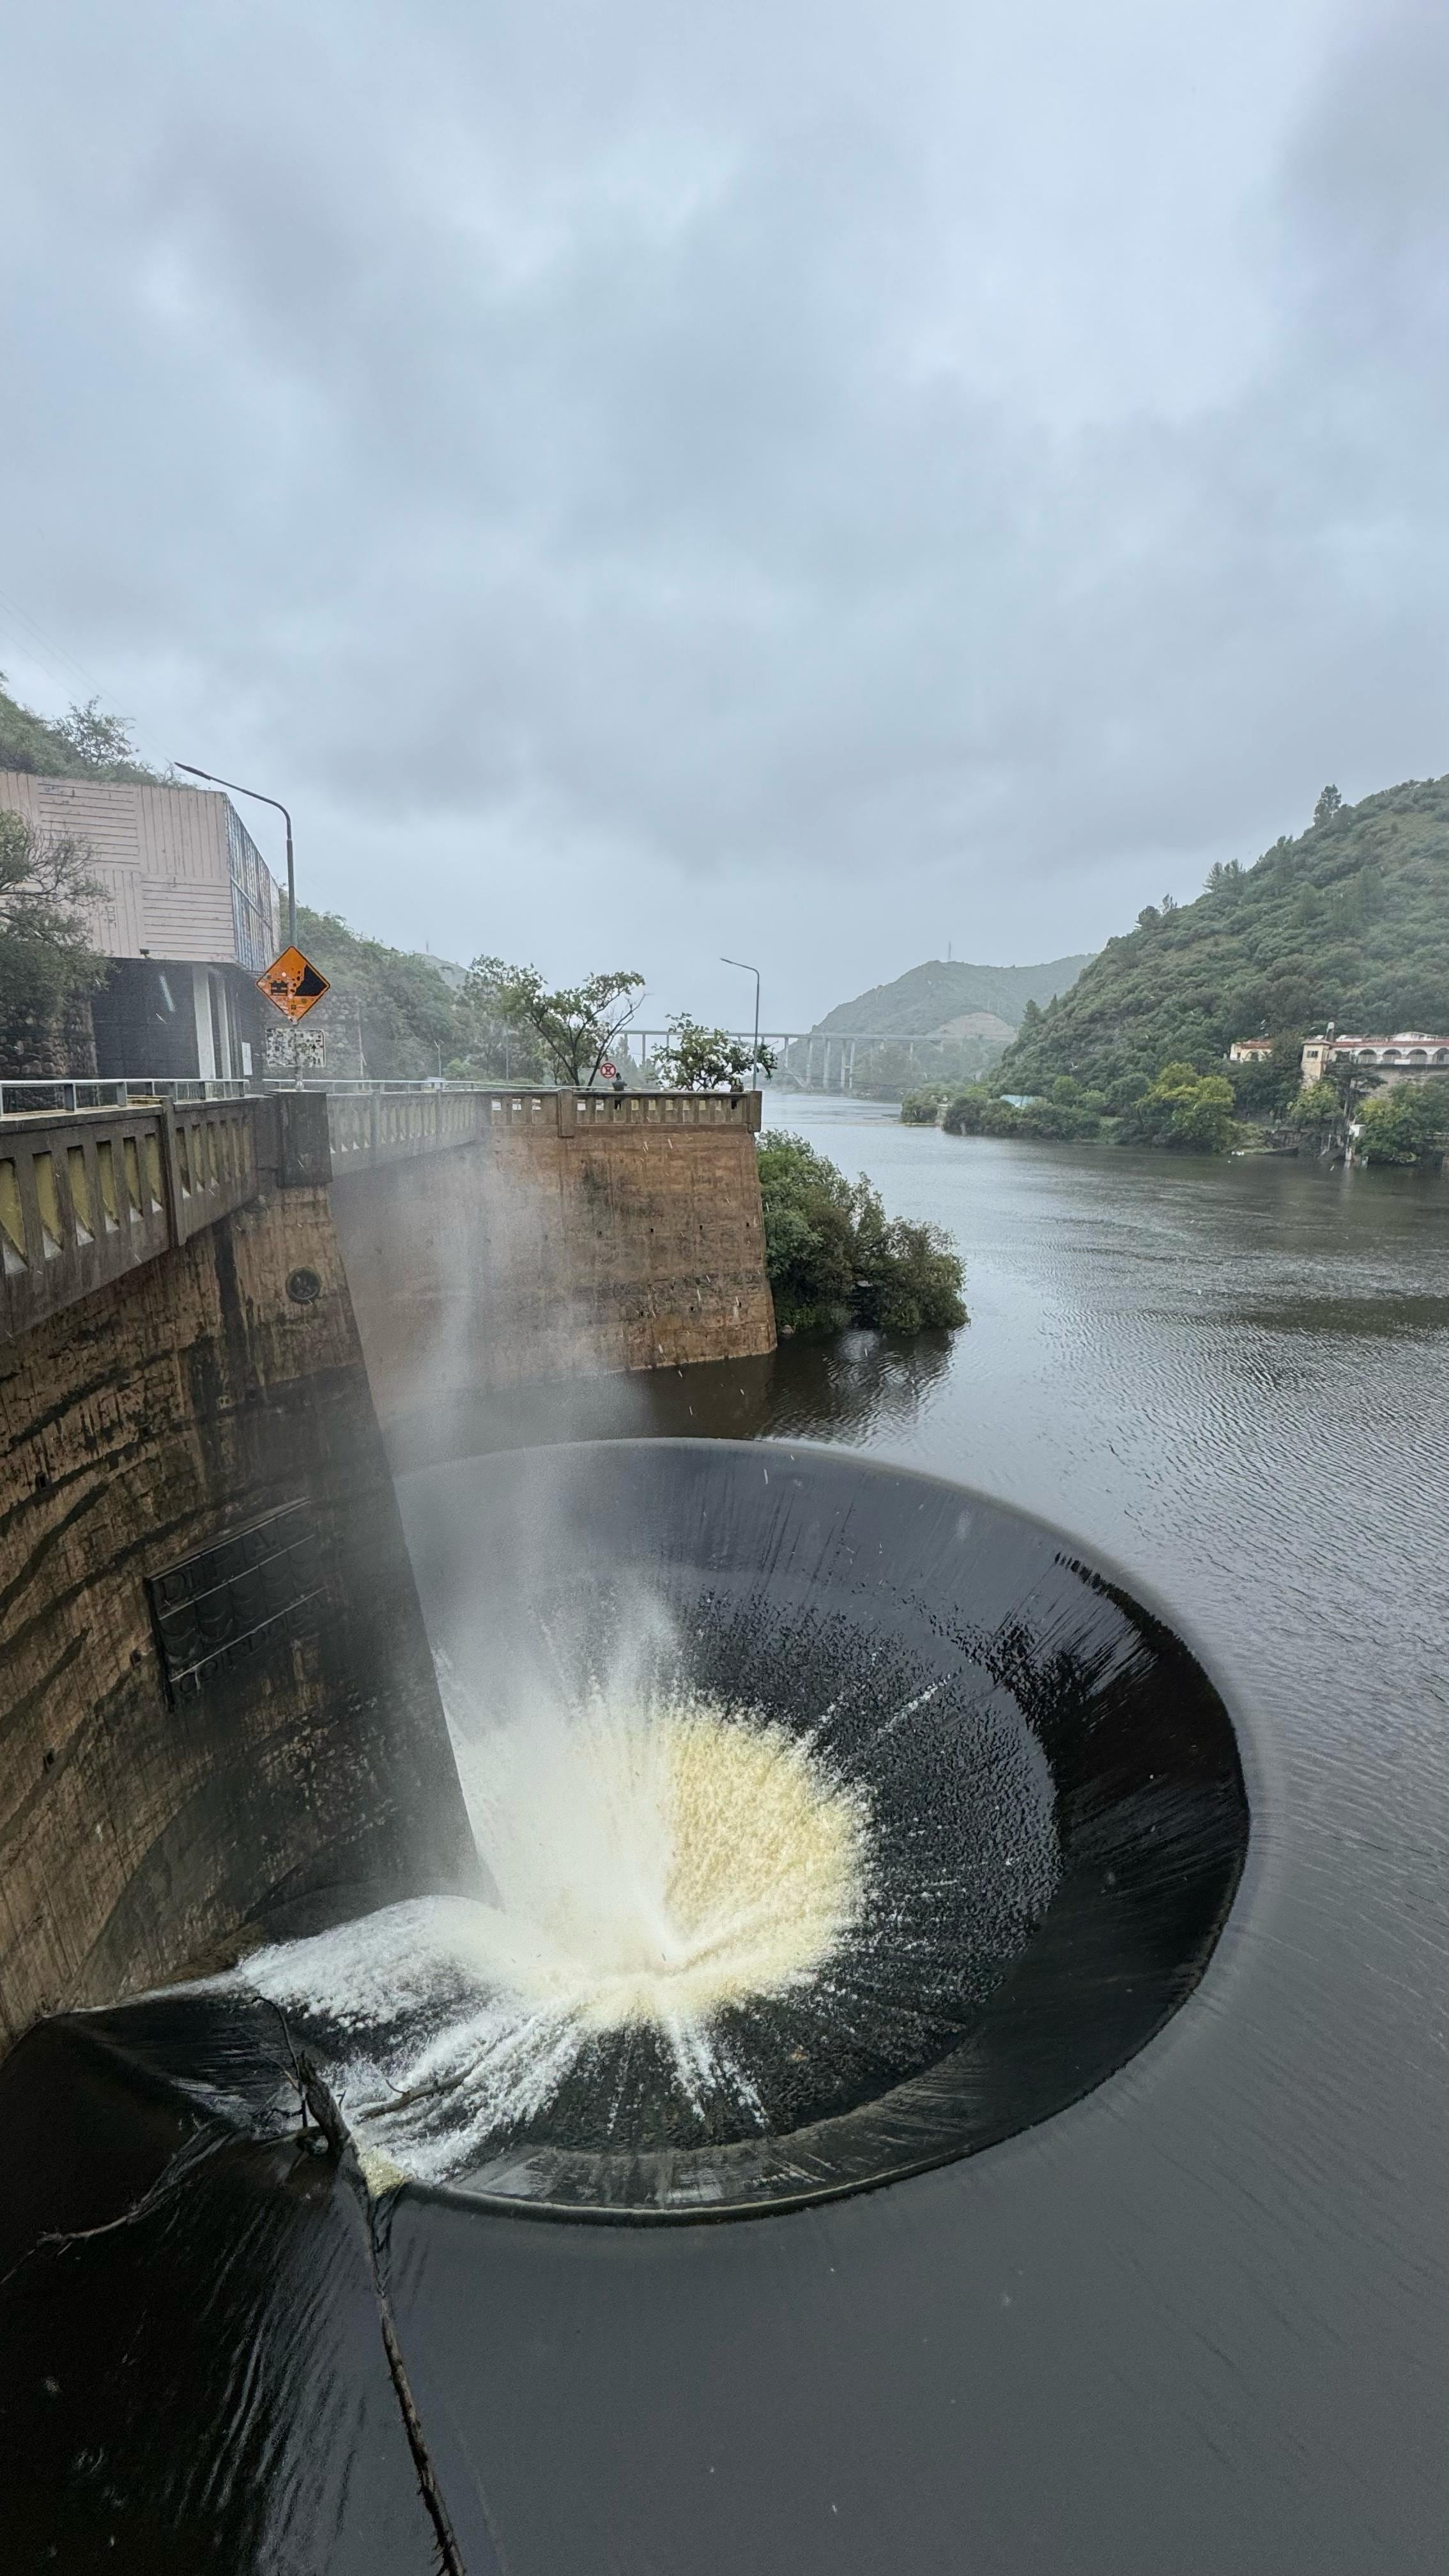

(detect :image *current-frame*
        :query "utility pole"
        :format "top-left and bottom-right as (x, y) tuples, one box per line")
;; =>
(721, 957), (763, 1088)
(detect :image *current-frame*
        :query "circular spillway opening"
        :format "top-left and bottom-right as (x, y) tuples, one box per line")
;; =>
(227, 1441), (1249, 2219)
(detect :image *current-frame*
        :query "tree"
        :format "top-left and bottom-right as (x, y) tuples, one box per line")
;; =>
(1227, 1032), (1303, 1119)
(462, 958), (644, 1086)
(1354, 1082), (1449, 1165)
(0, 810), (105, 1075)
(1204, 859), (1245, 894)
(0, 676), (157, 785)
(900, 1083), (950, 1124)
(54, 698), (146, 772)
(1119, 1062), (1238, 1153)
(652, 1014), (776, 1091)
(941, 1085), (992, 1135)
(756, 1132), (965, 1335)
(1288, 1080), (1346, 1142)
(1314, 785), (1344, 827)
(1288, 1050), (1381, 1152)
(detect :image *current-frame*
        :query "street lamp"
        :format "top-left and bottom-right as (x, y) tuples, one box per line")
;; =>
(174, 763), (296, 948)
(721, 956), (762, 1089)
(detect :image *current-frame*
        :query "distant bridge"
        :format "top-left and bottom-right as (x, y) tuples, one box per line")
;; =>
(625, 1031), (960, 1092)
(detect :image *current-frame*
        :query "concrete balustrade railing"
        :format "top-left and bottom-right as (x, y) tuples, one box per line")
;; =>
(564, 1089), (764, 1132)
(0, 1084), (766, 1341)
(326, 1084), (763, 1165)
(0, 1097), (261, 1340)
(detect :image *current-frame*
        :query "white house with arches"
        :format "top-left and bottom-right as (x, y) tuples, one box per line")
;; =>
(1300, 1031), (1449, 1087)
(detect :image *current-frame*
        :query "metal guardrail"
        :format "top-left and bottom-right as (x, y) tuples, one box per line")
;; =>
(0, 1097), (261, 1341)
(0, 1076), (252, 1117)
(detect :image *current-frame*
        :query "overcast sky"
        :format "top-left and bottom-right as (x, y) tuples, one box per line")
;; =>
(2, 0), (1445, 1029)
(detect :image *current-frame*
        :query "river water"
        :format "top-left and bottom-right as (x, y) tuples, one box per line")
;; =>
(4, 1105), (1446, 2572)
(537, 1101), (1449, 2573)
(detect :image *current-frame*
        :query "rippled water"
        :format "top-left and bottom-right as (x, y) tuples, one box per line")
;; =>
(500, 1105), (1448, 2570)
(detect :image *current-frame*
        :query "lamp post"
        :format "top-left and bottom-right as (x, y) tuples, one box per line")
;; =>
(174, 763), (296, 948)
(721, 956), (762, 1089)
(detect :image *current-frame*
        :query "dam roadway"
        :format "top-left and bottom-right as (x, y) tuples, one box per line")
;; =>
(0, 1080), (772, 2041)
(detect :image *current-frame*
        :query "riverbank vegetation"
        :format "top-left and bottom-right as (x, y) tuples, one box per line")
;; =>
(900, 1082), (951, 1123)
(757, 1132), (966, 1335)
(1354, 1084), (1449, 1165)
(935, 1063), (1239, 1153)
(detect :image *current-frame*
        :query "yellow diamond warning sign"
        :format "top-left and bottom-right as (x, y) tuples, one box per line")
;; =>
(257, 946), (331, 1022)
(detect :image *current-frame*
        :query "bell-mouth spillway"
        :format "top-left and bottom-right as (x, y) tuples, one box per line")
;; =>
(144, 1438), (1251, 2222)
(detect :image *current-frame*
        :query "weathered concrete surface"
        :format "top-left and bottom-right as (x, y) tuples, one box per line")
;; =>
(332, 1114), (776, 1439)
(0, 1092), (776, 2043)
(0, 1117), (475, 2048)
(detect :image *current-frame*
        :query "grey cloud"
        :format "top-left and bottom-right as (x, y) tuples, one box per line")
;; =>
(1, 0), (1445, 1025)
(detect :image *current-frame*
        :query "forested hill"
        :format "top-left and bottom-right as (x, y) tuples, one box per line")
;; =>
(815, 953), (1092, 1037)
(998, 778), (1449, 1096)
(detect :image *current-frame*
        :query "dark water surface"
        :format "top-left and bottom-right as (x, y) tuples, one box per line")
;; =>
(4, 1110), (1446, 2571)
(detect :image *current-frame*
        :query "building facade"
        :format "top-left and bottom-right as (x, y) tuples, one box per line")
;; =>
(0, 770), (281, 1079)
(1300, 1031), (1449, 1086)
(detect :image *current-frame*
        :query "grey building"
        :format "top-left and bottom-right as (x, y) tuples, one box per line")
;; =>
(0, 770), (282, 1079)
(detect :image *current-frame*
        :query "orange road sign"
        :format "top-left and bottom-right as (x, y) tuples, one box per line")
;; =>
(257, 946), (331, 1022)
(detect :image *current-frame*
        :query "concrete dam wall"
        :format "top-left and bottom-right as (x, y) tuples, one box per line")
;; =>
(0, 1085), (775, 2043)
(332, 1086), (776, 1440)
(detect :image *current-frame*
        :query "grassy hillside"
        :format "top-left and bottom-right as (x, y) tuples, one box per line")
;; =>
(999, 778), (1449, 1100)
(0, 678), (157, 784)
(816, 953), (1092, 1037)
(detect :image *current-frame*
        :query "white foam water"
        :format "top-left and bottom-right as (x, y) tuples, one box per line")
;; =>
(238, 1682), (873, 2184)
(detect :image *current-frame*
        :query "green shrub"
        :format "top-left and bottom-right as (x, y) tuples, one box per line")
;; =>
(900, 1084), (949, 1124)
(756, 1132), (966, 1335)
(1288, 1081), (1344, 1133)
(1010, 1098), (1102, 1140)
(942, 1087), (1101, 1140)
(941, 1085), (992, 1133)
(1354, 1083), (1449, 1164)
(1117, 1062), (1239, 1153)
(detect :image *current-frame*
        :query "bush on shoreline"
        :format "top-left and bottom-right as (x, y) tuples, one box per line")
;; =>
(900, 1083), (950, 1124)
(937, 1062), (1240, 1153)
(1116, 1063), (1239, 1152)
(1354, 1084), (1449, 1165)
(757, 1132), (967, 1335)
